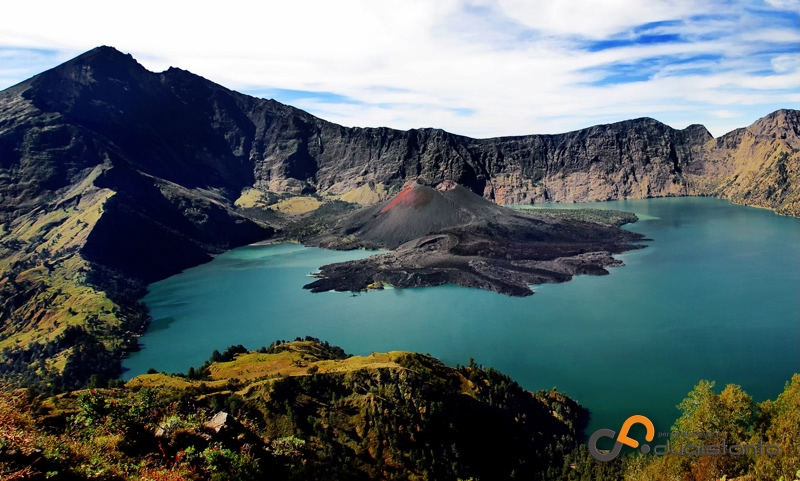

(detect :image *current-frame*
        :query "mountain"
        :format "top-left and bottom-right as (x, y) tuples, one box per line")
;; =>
(303, 180), (645, 296)
(685, 109), (799, 215)
(2, 47), (797, 222)
(0, 46), (797, 388)
(326, 181), (528, 249)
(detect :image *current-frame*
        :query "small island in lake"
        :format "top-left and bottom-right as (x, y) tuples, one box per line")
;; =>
(298, 180), (645, 297)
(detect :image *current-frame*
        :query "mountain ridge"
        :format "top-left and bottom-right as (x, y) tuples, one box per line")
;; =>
(6, 46), (796, 215)
(0, 46), (797, 388)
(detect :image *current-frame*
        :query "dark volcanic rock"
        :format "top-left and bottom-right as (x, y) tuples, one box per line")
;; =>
(317, 181), (520, 249)
(303, 183), (645, 297)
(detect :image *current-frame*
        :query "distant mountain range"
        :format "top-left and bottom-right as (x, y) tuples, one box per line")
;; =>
(0, 46), (797, 388)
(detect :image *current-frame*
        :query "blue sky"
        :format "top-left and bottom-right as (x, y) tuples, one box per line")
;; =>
(0, 0), (797, 137)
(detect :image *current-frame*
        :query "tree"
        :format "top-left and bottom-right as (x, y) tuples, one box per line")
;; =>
(670, 380), (755, 479)
(673, 380), (753, 445)
(750, 374), (799, 481)
(623, 376), (799, 481)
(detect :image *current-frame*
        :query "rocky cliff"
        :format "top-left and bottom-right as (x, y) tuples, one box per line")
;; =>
(0, 46), (797, 388)
(3, 46), (795, 226)
(685, 109), (799, 216)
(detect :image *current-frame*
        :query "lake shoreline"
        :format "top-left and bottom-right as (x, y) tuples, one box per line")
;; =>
(124, 197), (799, 437)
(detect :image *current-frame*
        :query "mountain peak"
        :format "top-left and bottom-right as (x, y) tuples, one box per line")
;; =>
(75, 45), (132, 61)
(53, 45), (145, 78)
(12, 46), (145, 93)
(15, 45), (154, 114)
(748, 108), (800, 138)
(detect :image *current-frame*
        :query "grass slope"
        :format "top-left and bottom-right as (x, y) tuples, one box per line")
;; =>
(1, 340), (586, 480)
(2, 341), (796, 481)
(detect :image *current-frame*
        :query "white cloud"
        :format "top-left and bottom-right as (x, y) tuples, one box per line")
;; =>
(492, 0), (724, 38)
(740, 28), (800, 43)
(763, 0), (799, 9)
(0, 0), (797, 139)
(772, 55), (800, 73)
(707, 110), (741, 118)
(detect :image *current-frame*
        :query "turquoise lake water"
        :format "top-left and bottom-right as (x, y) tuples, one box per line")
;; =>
(122, 197), (800, 437)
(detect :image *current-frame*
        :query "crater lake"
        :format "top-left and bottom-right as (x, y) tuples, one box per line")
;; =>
(122, 197), (800, 435)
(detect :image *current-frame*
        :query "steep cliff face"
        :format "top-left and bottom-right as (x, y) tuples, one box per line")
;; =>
(248, 113), (719, 207)
(473, 121), (714, 204)
(0, 48), (272, 375)
(0, 47), (273, 283)
(686, 109), (799, 216)
(264, 109), (794, 213)
(3, 46), (795, 226)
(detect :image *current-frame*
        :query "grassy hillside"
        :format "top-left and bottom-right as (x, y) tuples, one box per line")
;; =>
(1, 340), (796, 481)
(1, 340), (584, 480)
(0, 163), (272, 390)
(0, 169), (144, 388)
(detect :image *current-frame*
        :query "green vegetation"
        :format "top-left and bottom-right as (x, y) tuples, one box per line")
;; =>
(2, 340), (584, 480)
(513, 207), (640, 227)
(267, 196), (324, 214)
(569, 374), (799, 481)
(235, 187), (328, 214)
(324, 182), (390, 205)
(0, 383), (283, 480)
(1, 340), (797, 480)
(0, 181), (150, 391)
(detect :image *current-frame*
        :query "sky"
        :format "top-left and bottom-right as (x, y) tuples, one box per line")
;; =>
(0, 0), (797, 138)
